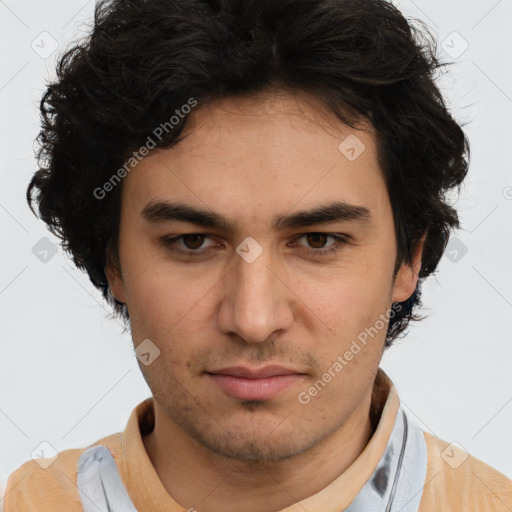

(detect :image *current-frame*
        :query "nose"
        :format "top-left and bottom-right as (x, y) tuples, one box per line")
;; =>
(217, 245), (294, 343)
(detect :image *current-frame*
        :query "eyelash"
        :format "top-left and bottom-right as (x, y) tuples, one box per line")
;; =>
(160, 233), (348, 258)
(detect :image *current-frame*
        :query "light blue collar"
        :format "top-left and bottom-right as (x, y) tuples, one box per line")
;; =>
(77, 406), (427, 511)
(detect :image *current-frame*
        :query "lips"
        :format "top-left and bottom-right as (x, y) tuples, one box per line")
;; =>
(208, 365), (300, 379)
(206, 365), (306, 401)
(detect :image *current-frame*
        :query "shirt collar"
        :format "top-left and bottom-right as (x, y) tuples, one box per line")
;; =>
(117, 367), (400, 511)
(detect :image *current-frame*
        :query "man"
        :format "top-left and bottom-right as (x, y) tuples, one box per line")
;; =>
(6, 0), (511, 510)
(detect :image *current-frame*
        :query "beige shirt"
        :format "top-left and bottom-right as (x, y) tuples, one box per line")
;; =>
(5, 368), (512, 511)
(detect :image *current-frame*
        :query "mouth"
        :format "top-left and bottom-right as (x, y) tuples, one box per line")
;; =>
(205, 365), (307, 401)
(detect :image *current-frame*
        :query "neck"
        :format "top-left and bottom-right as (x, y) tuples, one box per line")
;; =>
(143, 391), (374, 512)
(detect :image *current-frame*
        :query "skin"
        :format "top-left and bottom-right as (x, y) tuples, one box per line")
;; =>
(107, 90), (423, 512)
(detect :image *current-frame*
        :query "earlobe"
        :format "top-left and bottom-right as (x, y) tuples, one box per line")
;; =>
(105, 264), (126, 303)
(391, 235), (426, 303)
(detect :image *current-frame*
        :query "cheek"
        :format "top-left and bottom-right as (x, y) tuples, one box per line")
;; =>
(298, 272), (390, 400)
(127, 277), (188, 332)
(292, 264), (394, 382)
(299, 261), (392, 328)
(123, 260), (221, 350)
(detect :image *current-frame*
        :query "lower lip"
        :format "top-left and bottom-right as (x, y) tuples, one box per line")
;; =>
(207, 373), (305, 401)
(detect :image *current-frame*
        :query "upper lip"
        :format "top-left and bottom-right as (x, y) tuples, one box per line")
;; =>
(206, 365), (303, 379)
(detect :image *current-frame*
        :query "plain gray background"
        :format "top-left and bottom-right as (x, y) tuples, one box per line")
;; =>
(1, 0), (511, 500)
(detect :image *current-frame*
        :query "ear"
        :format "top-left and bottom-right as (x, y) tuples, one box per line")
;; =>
(391, 234), (426, 303)
(105, 262), (127, 303)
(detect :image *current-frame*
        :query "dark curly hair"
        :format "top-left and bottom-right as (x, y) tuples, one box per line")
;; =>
(27, 0), (469, 348)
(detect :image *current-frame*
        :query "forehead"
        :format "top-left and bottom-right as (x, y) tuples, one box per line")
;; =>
(120, 91), (388, 224)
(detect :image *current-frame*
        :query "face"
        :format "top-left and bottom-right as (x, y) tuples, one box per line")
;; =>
(107, 91), (420, 463)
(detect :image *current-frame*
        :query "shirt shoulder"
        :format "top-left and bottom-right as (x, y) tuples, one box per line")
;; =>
(419, 431), (512, 512)
(4, 432), (122, 512)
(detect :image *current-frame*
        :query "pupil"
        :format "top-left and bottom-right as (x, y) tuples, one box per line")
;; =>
(307, 233), (327, 249)
(183, 235), (205, 249)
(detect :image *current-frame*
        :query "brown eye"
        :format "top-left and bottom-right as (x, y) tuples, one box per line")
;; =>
(181, 234), (206, 250)
(291, 233), (347, 257)
(305, 233), (329, 249)
(161, 233), (218, 256)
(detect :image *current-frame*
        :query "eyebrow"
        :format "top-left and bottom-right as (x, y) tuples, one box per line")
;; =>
(141, 200), (371, 231)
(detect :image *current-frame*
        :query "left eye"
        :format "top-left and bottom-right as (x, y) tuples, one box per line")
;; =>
(296, 233), (337, 249)
(288, 233), (347, 256)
